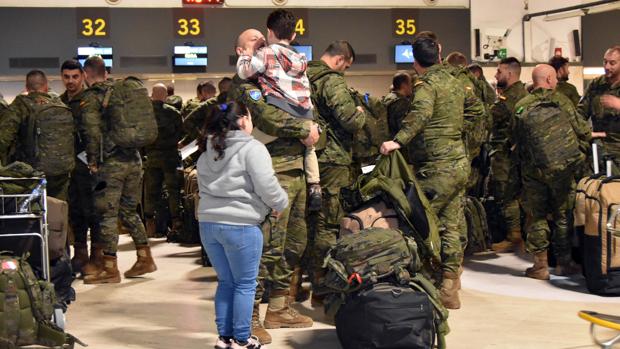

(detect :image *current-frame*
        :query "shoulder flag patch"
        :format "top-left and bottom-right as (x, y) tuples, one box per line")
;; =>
(248, 89), (262, 101)
(516, 106), (524, 114)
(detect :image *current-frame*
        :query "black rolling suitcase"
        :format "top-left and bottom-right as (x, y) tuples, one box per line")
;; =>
(335, 282), (436, 349)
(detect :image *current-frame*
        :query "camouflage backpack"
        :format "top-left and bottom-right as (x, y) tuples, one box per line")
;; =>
(17, 95), (75, 177)
(515, 98), (584, 174)
(0, 254), (84, 348)
(103, 77), (158, 148)
(350, 90), (391, 163)
(322, 228), (417, 294)
(464, 196), (490, 255)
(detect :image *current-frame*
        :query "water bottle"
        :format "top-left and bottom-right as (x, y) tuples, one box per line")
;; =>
(18, 178), (46, 213)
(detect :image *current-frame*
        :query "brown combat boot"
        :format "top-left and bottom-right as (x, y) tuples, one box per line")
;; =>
(84, 255), (121, 284)
(124, 245), (157, 278)
(555, 259), (582, 276)
(264, 290), (314, 329)
(71, 242), (89, 274)
(440, 272), (461, 310)
(491, 229), (524, 253)
(251, 303), (272, 344)
(81, 243), (105, 276)
(525, 251), (550, 280)
(145, 218), (157, 238)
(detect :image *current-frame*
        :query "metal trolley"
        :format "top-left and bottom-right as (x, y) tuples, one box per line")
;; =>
(0, 176), (65, 328)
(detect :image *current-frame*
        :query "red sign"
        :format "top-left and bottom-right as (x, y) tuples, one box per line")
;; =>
(554, 47), (563, 57)
(182, 0), (224, 4)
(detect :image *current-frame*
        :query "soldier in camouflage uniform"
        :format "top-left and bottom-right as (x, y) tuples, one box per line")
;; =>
(383, 72), (413, 163)
(513, 64), (591, 280)
(180, 81), (217, 121)
(549, 56), (581, 107)
(79, 56), (156, 284)
(143, 84), (184, 238)
(59, 59), (102, 273)
(579, 46), (620, 173)
(489, 57), (528, 253)
(467, 63), (497, 108)
(306, 40), (366, 302)
(165, 83), (183, 111)
(230, 29), (321, 344)
(381, 38), (469, 309)
(0, 70), (74, 201)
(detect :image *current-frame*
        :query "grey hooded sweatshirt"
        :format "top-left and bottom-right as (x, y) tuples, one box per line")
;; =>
(196, 130), (288, 226)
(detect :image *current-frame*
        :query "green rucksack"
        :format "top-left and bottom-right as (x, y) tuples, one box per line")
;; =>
(464, 196), (490, 255)
(103, 77), (158, 149)
(0, 254), (84, 348)
(322, 228), (416, 295)
(17, 95), (75, 177)
(515, 98), (584, 174)
(350, 90), (391, 163)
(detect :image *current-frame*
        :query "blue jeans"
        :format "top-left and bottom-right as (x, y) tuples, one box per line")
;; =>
(199, 222), (262, 342)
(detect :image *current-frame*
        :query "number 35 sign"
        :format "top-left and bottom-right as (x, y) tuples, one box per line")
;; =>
(391, 9), (418, 38)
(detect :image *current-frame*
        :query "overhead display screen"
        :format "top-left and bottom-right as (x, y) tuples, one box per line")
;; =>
(293, 45), (313, 61)
(395, 45), (414, 64)
(173, 46), (208, 66)
(77, 46), (113, 68)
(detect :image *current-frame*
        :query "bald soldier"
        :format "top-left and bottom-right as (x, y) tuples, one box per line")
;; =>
(228, 28), (320, 344)
(513, 64), (591, 280)
(143, 83), (184, 238)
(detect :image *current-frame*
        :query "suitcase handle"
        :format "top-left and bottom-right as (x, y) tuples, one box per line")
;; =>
(601, 176), (620, 184)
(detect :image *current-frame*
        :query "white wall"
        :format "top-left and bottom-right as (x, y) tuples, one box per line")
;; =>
(470, 0), (583, 63)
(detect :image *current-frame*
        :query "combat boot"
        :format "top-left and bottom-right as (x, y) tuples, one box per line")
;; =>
(84, 255), (121, 284)
(440, 272), (461, 309)
(145, 217), (157, 238)
(251, 303), (272, 344)
(81, 243), (105, 276)
(491, 229), (524, 253)
(555, 259), (582, 276)
(264, 289), (313, 329)
(525, 251), (550, 280)
(124, 245), (157, 278)
(71, 242), (89, 274)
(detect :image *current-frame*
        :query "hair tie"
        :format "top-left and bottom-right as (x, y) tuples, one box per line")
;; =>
(219, 103), (229, 111)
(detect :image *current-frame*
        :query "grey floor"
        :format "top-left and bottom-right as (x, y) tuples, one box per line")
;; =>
(66, 235), (620, 349)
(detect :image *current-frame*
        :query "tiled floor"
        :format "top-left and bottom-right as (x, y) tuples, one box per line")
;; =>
(65, 236), (620, 349)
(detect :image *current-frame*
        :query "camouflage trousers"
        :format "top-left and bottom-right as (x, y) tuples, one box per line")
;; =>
(520, 169), (575, 263)
(417, 160), (469, 275)
(94, 152), (149, 254)
(69, 163), (100, 244)
(144, 153), (182, 219)
(489, 150), (522, 234)
(46, 173), (70, 202)
(305, 164), (352, 288)
(255, 170), (307, 301)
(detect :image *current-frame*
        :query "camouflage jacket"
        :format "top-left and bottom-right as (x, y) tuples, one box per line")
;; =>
(165, 95), (183, 111)
(79, 80), (130, 165)
(147, 101), (183, 153)
(181, 94), (228, 145)
(514, 88), (592, 172)
(443, 64), (489, 160)
(307, 60), (366, 167)
(394, 64), (467, 166)
(0, 92), (69, 163)
(228, 74), (310, 173)
(578, 75), (620, 151)
(383, 91), (412, 138)
(489, 81), (528, 151)
(556, 80), (580, 107)
(479, 76), (497, 108)
(60, 89), (87, 155)
(181, 97), (203, 120)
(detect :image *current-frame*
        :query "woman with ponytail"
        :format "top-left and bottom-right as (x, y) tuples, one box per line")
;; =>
(196, 101), (288, 349)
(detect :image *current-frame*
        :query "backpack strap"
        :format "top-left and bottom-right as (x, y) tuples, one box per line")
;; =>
(345, 214), (365, 230)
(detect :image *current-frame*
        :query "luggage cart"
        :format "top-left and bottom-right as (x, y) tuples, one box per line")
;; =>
(0, 176), (65, 328)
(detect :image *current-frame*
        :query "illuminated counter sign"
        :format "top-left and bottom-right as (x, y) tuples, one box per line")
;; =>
(395, 44), (414, 64)
(182, 0), (224, 4)
(174, 46), (208, 66)
(77, 47), (113, 68)
(293, 45), (313, 61)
